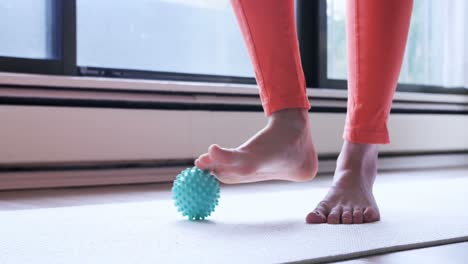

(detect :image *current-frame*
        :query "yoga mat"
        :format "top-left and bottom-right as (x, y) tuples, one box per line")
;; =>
(1, 168), (468, 263)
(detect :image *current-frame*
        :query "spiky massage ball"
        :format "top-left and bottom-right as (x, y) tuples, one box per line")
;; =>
(172, 166), (220, 220)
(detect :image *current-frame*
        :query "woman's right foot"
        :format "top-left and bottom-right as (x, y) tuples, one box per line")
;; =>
(195, 108), (318, 184)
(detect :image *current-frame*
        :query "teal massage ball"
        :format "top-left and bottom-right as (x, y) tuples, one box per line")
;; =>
(172, 166), (220, 221)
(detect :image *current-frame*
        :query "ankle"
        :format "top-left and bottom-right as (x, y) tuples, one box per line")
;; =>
(335, 141), (378, 182)
(268, 108), (309, 131)
(342, 140), (378, 155)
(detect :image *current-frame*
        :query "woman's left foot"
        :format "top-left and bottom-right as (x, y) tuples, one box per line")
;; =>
(306, 141), (381, 224)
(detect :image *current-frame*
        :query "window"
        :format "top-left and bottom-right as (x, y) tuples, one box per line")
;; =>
(0, 0), (467, 94)
(0, 0), (68, 74)
(326, 0), (468, 90)
(77, 0), (254, 79)
(0, 0), (58, 59)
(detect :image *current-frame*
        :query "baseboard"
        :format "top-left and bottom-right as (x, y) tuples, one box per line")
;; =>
(319, 153), (468, 174)
(1, 153), (467, 191)
(1, 106), (467, 163)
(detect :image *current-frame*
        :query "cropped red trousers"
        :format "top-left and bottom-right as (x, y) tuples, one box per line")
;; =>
(230, 0), (413, 144)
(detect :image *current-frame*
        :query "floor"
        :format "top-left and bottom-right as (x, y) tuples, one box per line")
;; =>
(1, 166), (467, 263)
(336, 241), (468, 263)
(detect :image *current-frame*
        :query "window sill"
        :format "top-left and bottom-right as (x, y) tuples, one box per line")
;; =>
(1, 72), (467, 105)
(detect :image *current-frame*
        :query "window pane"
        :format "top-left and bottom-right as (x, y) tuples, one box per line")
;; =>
(77, 0), (254, 77)
(0, 0), (58, 59)
(327, 0), (468, 89)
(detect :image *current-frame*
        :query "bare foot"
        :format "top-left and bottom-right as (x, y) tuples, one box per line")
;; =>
(306, 141), (380, 224)
(195, 108), (318, 184)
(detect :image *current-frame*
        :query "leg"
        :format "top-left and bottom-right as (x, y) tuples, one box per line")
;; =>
(307, 0), (413, 224)
(195, 0), (318, 184)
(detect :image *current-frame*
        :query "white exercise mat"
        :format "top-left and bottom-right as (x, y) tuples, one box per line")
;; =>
(1, 168), (468, 264)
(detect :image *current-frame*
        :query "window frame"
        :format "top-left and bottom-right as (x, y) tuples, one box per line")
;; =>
(304, 0), (468, 95)
(0, 0), (76, 75)
(0, 0), (466, 95)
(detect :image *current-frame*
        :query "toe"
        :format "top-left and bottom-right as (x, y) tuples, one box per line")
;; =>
(363, 207), (380, 223)
(208, 144), (236, 164)
(306, 210), (327, 224)
(195, 154), (212, 170)
(341, 208), (353, 224)
(327, 207), (342, 224)
(306, 202), (329, 224)
(352, 208), (364, 224)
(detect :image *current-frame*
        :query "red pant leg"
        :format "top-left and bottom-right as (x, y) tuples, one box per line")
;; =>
(230, 0), (311, 116)
(344, 0), (414, 144)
